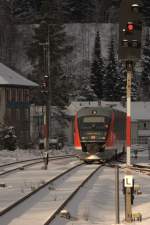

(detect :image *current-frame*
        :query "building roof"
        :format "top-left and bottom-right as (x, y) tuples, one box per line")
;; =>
(131, 102), (150, 121)
(66, 101), (150, 121)
(0, 63), (38, 87)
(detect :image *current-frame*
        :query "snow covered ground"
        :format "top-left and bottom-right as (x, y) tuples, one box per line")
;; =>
(49, 149), (150, 225)
(0, 146), (149, 225)
(0, 146), (74, 165)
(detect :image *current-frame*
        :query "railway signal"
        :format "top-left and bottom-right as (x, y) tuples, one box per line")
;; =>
(118, 0), (143, 61)
(119, 1), (143, 223)
(41, 74), (48, 93)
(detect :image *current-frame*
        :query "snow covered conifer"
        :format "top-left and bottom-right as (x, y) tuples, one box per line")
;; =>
(103, 37), (117, 101)
(141, 29), (150, 100)
(63, 0), (96, 22)
(91, 31), (105, 100)
(27, 0), (73, 106)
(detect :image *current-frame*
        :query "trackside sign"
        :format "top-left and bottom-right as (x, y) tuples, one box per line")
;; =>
(124, 175), (133, 187)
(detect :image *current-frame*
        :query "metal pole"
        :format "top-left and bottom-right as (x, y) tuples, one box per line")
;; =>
(125, 187), (132, 222)
(115, 166), (120, 224)
(43, 104), (48, 169)
(125, 62), (133, 222)
(39, 42), (49, 162)
(44, 24), (51, 158)
(39, 24), (51, 169)
(126, 62), (132, 167)
(47, 24), (51, 143)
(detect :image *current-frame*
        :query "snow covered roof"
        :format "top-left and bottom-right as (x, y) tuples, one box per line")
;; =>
(0, 63), (38, 87)
(66, 101), (150, 121)
(131, 102), (150, 121)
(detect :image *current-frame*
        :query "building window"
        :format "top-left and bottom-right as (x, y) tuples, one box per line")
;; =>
(11, 88), (16, 101)
(25, 108), (29, 121)
(23, 89), (29, 102)
(17, 89), (23, 102)
(138, 136), (148, 144)
(138, 121), (150, 130)
(5, 88), (11, 102)
(16, 108), (20, 120)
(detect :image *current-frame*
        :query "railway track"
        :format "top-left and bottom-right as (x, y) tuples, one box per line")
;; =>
(118, 159), (150, 175)
(130, 164), (150, 175)
(0, 162), (104, 225)
(0, 154), (76, 176)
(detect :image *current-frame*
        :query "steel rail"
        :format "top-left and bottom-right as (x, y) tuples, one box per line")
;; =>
(44, 163), (104, 225)
(0, 155), (77, 176)
(0, 154), (76, 168)
(0, 162), (83, 216)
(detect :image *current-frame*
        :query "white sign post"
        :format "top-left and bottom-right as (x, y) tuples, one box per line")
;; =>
(124, 175), (133, 187)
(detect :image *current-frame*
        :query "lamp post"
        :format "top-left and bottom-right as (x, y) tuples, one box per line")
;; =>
(39, 23), (51, 169)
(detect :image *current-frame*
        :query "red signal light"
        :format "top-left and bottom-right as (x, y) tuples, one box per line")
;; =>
(127, 22), (134, 32)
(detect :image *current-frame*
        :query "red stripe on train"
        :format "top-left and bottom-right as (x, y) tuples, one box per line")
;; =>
(106, 112), (115, 147)
(74, 113), (82, 150)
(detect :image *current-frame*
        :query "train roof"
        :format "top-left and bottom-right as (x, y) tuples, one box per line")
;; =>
(77, 106), (126, 118)
(77, 106), (113, 118)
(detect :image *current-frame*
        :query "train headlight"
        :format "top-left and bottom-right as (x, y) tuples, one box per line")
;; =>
(91, 135), (96, 140)
(92, 110), (97, 115)
(81, 137), (86, 140)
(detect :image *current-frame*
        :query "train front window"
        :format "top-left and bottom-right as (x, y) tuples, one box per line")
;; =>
(83, 117), (105, 123)
(79, 116), (108, 131)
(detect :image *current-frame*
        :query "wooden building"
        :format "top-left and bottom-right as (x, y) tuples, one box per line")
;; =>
(0, 63), (38, 147)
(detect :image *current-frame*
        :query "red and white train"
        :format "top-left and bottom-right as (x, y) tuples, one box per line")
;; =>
(74, 106), (126, 162)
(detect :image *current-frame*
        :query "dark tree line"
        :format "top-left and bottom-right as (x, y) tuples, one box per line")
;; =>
(91, 31), (105, 100)
(1, 0), (150, 103)
(90, 30), (139, 102)
(27, 0), (73, 106)
(7, 0), (119, 23)
(141, 29), (150, 100)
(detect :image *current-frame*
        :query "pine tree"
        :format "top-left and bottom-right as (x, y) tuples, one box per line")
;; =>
(103, 37), (117, 101)
(0, 1), (18, 68)
(91, 31), (105, 100)
(27, 1), (73, 106)
(115, 62), (126, 101)
(131, 69), (139, 101)
(78, 75), (97, 101)
(63, 0), (96, 22)
(142, 0), (150, 26)
(141, 29), (150, 100)
(10, 0), (35, 19)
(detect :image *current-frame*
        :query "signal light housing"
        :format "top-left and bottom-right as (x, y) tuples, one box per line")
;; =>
(122, 39), (129, 47)
(122, 39), (140, 48)
(131, 3), (140, 13)
(118, 0), (142, 61)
